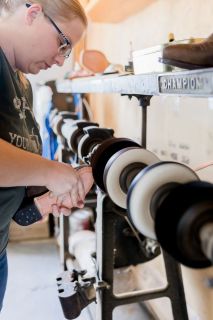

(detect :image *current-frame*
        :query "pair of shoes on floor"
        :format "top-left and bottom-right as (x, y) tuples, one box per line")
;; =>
(160, 34), (213, 70)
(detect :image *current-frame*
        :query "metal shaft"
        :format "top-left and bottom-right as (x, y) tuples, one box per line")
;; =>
(200, 223), (213, 264)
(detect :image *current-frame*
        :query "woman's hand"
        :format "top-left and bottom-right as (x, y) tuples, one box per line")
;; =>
(43, 165), (94, 217)
(45, 161), (85, 207)
(51, 166), (94, 217)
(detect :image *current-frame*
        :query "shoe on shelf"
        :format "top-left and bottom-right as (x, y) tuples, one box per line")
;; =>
(159, 34), (213, 70)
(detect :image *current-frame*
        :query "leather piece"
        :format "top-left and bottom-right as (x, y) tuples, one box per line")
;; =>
(162, 34), (213, 69)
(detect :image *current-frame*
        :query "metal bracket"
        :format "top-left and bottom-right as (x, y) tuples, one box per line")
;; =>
(121, 94), (153, 148)
(94, 280), (111, 291)
(57, 270), (96, 320)
(121, 93), (153, 108)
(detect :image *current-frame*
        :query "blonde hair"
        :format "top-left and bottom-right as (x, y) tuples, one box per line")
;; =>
(0, 0), (88, 26)
(16, 71), (29, 90)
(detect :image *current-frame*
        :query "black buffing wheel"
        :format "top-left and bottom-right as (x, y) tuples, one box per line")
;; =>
(91, 138), (140, 192)
(103, 147), (159, 208)
(78, 134), (98, 162)
(78, 128), (114, 162)
(127, 162), (198, 240)
(155, 181), (213, 268)
(61, 120), (86, 151)
(70, 121), (99, 153)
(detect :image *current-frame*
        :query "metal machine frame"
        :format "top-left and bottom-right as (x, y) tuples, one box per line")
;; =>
(57, 92), (189, 319)
(94, 95), (189, 320)
(55, 68), (213, 319)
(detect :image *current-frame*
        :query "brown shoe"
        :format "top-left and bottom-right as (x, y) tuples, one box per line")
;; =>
(80, 50), (110, 73)
(159, 34), (213, 69)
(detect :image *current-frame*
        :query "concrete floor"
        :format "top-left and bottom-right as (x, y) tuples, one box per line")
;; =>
(0, 239), (154, 320)
(0, 239), (91, 320)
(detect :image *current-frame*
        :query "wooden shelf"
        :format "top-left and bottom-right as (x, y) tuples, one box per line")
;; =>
(84, 0), (156, 23)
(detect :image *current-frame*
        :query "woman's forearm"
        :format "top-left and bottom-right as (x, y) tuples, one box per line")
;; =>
(0, 138), (52, 187)
(0, 139), (86, 202)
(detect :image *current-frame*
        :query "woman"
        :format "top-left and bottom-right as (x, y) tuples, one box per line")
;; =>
(0, 0), (88, 310)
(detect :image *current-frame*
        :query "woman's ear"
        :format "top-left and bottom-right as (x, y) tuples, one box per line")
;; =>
(25, 3), (43, 25)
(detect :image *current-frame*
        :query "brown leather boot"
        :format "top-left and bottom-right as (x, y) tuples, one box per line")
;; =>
(160, 34), (213, 69)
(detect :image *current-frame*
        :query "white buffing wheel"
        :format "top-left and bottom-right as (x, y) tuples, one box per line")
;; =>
(104, 147), (160, 209)
(61, 119), (76, 138)
(128, 162), (199, 240)
(77, 134), (90, 161)
(51, 113), (63, 136)
(61, 120), (78, 149)
(61, 120), (88, 151)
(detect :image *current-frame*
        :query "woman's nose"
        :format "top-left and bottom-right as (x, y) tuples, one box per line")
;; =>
(54, 55), (66, 67)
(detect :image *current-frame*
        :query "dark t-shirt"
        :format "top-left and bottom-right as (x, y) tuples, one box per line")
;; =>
(0, 48), (42, 254)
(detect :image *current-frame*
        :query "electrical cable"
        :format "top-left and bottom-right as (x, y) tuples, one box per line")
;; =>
(194, 161), (213, 172)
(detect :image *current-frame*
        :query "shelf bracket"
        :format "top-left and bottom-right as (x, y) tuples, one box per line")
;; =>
(121, 94), (153, 148)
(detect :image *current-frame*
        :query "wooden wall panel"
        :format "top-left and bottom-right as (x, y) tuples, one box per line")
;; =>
(86, 0), (156, 23)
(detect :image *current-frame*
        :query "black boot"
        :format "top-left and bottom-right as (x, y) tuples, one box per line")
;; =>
(159, 34), (213, 70)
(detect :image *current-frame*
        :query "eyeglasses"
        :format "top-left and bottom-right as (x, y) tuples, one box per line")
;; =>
(26, 3), (72, 58)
